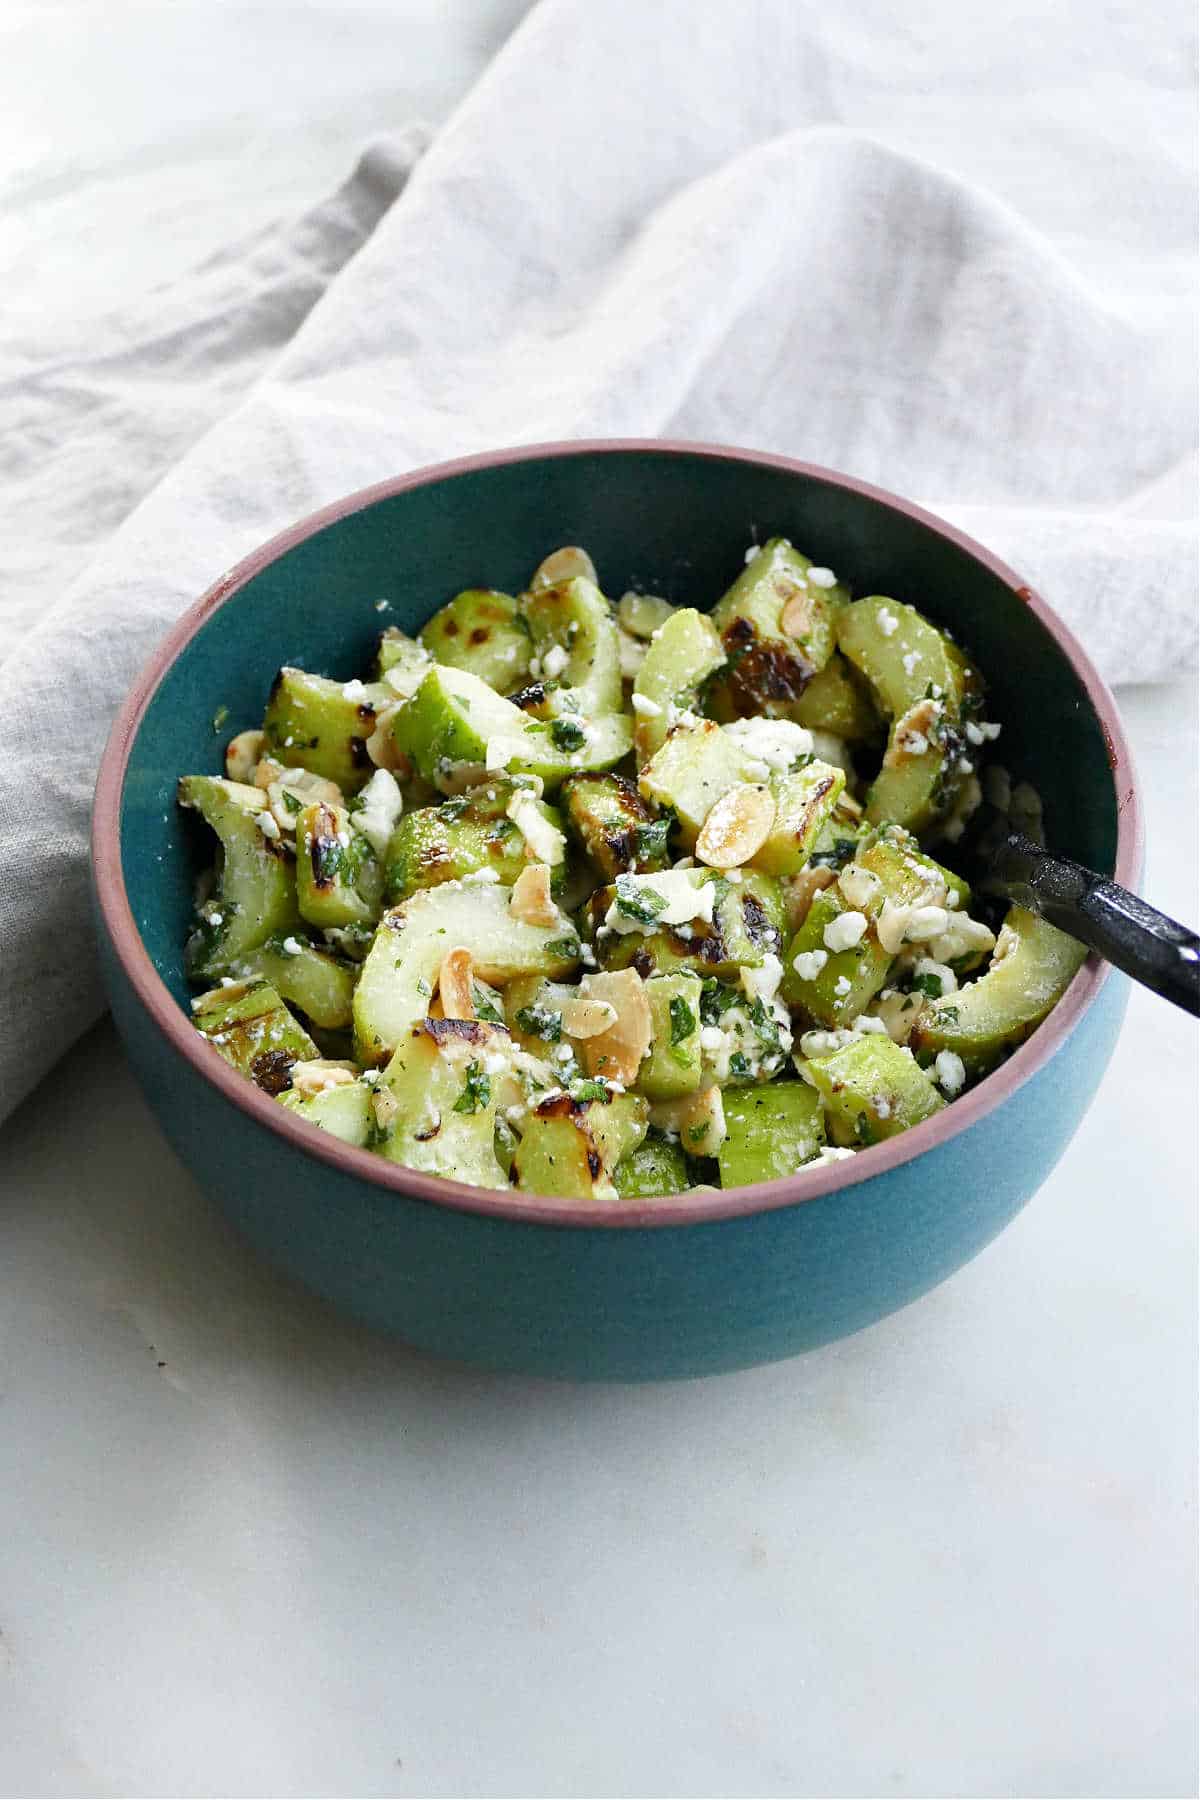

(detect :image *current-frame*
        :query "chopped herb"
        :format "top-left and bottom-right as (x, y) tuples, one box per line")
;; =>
(937, 1004), (961, 1025)
(472, 983), (504, 1024)
(855, 1111), (875, 1145)
(910, 972), (944, 1000)
(211, 704), (229, 733)
(569, 1078), (610, 1104)
(280, 790), (303, 815)
(549, 717), (587, 752)
(542, 936), (580, 959)
(613, 874), (667, 925)
(728, 1050), (751, 1079)
(668, 995), (696, 1046)
(699, 979), (741, 1027)
(633, 819), (672, 863)
(810, 837), (859, 870)
(452, 1062), (492, 1114)
(515, 1004), (563, 1043)
(687, 1121), (709, 1144)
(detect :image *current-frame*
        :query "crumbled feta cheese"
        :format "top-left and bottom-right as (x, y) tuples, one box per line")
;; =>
(874, 1095), (893, 1119)
(929, 912), (995, 965)
(353, 767), (404, 857)
(463, 867), (501, 884)
(506, 791), (565, 865)
(799, 1027), (855, 1059)
(630, 692), (662, 717)
(743, 759), (772, 783)
(934, 1050), (966, 1096)
(743, 543), (762, 565)
(723, 716), (814, 771)
(725, 868), (743, 883)
(901, 649), (919, 677)
(374, 599), (390, 613)
(837, 864), (882, 913)
(342, 678), (367, 701)
(965, 719), (1002, 746)
(851, 1014), (890, 1035)
(877, 608), (899, 636)
(603, 871), (716, 935)
(833, 974), (852, 998)
(792, 948), (829, 981)
(256, 810), (280, 840)
(699, 1026), (726, 1052)
(542, 644), (570, 679)
(809, 1144), (857, 1164)
(206, 911), (223, 928)
(807, 566), (837, 588)
(281, 936), (303, 956)
(740, 953), (784, 1005)
(823, 910), (868, 952)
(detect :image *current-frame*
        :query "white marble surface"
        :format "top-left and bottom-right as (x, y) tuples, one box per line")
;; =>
(0, 682), (1195, 1798)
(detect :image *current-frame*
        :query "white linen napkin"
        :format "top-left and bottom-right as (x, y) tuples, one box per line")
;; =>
(1, 0), (1194, 1121)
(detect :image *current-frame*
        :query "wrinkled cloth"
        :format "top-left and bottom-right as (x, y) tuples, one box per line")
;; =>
(0, 0), (1195, 1121)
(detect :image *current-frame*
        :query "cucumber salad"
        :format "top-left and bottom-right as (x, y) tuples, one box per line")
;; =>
(181, 540), (1085, 1199)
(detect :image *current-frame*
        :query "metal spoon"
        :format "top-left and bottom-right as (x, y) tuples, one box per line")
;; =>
(985, 832), (1200, 1017)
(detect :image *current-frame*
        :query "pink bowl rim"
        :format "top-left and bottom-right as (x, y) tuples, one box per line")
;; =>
(91, 438), (1141, 1230)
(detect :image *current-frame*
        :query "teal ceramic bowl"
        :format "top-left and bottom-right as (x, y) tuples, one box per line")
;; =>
(92, 442), (1138, 1380)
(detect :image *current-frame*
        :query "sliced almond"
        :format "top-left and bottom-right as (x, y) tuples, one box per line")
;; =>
(437, 947), (476, 1021)
(780, 588), (815, 639)
(782, 865), (836, 930)
(696, 783), (776, 869)
(289, 1059), (359, 1098)
(191, 979), (254, 1012)
(225, 729), (266, 783)
(884, 697), (940, 767)
(650, 1084), (726, 1158)
(254, 755), (286, 790)
(372, 1086), (399, 1132)
(267, 768), (343, 833)
(530, 545), (597, 590)
(559, 994), (618, 1040)
(509, 863), (559, 928)
(578, 969), (652, 1085)
(365, 700), (408, 771)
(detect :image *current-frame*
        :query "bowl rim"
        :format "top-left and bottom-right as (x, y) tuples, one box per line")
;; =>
(92, 438), (1141, 1230)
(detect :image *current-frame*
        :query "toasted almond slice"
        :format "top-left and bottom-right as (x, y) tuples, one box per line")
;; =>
(509, 863), (558, 928)
(267, 768), (343, 833)
(578, 969), (652, 1085)
(225, 729), (266, 783)
(782, 865), (837, 930)
(560, 994), (618, 1040)
(437, 947), (476, 1021)
(290, 1059), (359, 1098)
(883, 697), (940, 767)
(696, 782), (776, 869)
(191, 979), (255, 1012)
(366, 700), (409, 771)
(372, 1086), (399, 1132)
(650, 1084), (726, 1158)
(254, 755), (286, 790)
(530, 545), (597, 590)
(780, 588), (815, 639)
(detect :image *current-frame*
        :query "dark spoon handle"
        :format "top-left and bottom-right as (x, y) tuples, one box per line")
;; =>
(989, 833), (1200, 1017)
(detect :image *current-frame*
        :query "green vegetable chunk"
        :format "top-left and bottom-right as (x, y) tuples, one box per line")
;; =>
(262, 667), (389, 793)
(562, 773), (672, 879)
(353, 880), (581, 1064)
(384, 780), (565, 900)
(240, 939), (357, 1029)
(836, 598), (979, 836)
(392, 664), (632, 795)
(179, 775), (300, 977)
(375, 1020), (510, 1188)
(709, 539), (850, 715)
(192, 980), (317, 1093)
(753, 759), (846, 878)
(296, 801), (384, 929)
(789, 653), (881, 738)
(632, 608), (726, 762)
(279, 1076), (373, 1146)
(512, 1089), (649, 1199)
(912, 905), (1087, 1075)
(781, 888), (893, 1027)
(519, 576), (622, 717)
(804, 1034), (945, 1145)
(613, 1131), (690, 1198)
(639, 971), (704, 1100)
(717, 1082), (825, 1186)
(639, 721), (759, 844)
(419, 589), (532, 692)
(371, 628), (433, 695)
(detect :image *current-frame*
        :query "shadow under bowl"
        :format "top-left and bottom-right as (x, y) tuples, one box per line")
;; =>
(92, 441), (1138, 1380)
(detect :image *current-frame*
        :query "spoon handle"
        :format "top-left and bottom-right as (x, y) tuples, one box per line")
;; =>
(989, 833), (1200, 1018)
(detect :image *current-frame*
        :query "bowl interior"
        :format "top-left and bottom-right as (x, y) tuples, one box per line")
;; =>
(118, 447), (1120, 1015)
